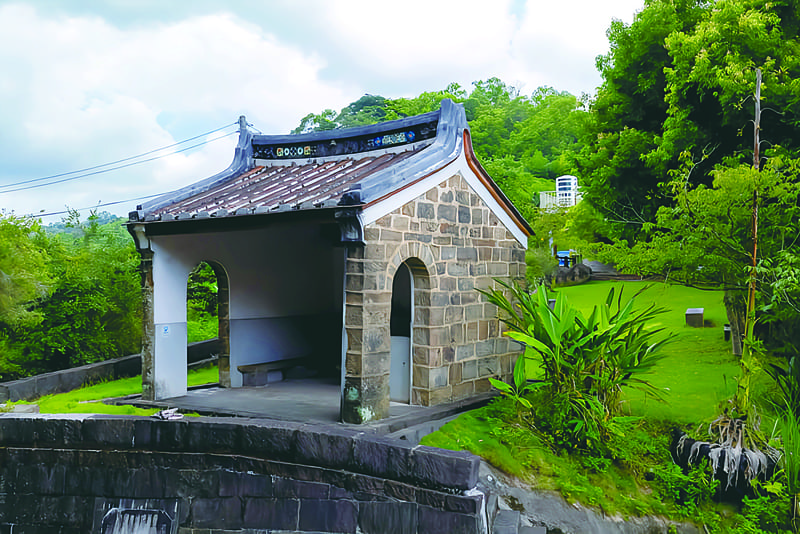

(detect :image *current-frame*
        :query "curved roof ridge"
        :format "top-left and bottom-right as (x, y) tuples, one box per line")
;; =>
(131, 100), (473, 221)
(252, 107), (441, 146)
(140, 116), (254, 215)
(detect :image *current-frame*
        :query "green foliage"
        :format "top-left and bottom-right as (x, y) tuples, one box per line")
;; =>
(0, 212), (141, 380)
(489, 353), (533, 411)
(583, 0), (800, 244)
(424, 398), (724, 521)
(766, 355), (800, 420)
(291, 78), (591, 228)
(524, 245), (558, 287)
(732, 480), (793, 533)
(653, 462), (721, 523)
(0, 214), (50, 327)
(777, 409), (800, 499)
(186, 262), (219, 342)
(11, 364), (218, 415)
(187, 311), (218, 343)
(187, 262), (218, 314)
(559, 281), (739, 424)
(480, 281), (671, 451)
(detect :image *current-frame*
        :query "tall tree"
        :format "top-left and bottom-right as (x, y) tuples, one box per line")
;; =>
(583, 0), (800, 241)
(585, 0), (800, 357)
(0, 214), (50, 327)
(579, 0), (711, 239)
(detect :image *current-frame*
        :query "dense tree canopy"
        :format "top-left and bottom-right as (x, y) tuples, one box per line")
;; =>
(0, 212), (141, 380)
(581, 0), (800, 356)
(293, 78), (590, 221)
(580, 0), (800, 241)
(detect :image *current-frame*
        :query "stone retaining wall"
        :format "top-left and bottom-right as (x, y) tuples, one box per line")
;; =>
(0, 339), (219, 403)
(0, 414), (486, 533)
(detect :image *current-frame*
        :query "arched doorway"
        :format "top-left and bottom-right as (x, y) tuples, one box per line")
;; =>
(186, 261), (230, 387)
(390, 262), (413, 403)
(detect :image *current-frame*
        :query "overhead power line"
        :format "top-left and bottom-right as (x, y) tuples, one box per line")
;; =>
(0, 122), (239, 193)
(33, 192), (176, 218)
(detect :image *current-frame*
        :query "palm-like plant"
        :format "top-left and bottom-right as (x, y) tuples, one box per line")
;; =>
(479, 281), (671, 450)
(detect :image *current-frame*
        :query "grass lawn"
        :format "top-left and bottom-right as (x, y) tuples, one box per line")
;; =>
(7, 364), (219, 416)
(556, 280), (740, 424)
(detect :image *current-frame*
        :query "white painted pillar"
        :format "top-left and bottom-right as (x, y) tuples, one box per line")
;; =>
(150, 242), (192, 399)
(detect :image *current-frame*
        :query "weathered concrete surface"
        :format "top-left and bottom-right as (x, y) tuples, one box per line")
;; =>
(480, 462), (701, 534)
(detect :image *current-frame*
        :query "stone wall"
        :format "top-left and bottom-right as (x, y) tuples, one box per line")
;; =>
(343, 173), (527, 423)
(0, 414), (486, 533)
(0, 339), (219, 403)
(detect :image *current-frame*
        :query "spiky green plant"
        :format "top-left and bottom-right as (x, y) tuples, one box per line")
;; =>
(479, 281), (671, 451)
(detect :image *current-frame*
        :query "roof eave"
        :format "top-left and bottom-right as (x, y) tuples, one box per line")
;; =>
(462, 129), (533, 237)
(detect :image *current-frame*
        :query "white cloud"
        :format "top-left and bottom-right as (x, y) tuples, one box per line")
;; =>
(310, 0), (642, 98)
(315, 0), (519, 89)
(0, 0), (645, 220)
(0, 3), (354, 218)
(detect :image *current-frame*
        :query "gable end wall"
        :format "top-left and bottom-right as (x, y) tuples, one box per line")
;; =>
(342, 173), (526, 424)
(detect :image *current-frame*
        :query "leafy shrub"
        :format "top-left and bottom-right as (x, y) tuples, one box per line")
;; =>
(0, 212), (141, 379)
(653, 462), (719, 518)
(479, 280), (671, 452)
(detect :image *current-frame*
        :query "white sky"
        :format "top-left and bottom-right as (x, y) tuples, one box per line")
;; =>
(0, 0), (643, 221)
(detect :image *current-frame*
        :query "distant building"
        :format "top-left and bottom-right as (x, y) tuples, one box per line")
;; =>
(539, 175), (582, 210)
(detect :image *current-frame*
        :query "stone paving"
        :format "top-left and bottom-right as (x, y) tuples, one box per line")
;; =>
(118, 377), (493, 437)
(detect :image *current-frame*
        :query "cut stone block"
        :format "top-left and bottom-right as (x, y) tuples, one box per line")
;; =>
(685, 308), (704, 327)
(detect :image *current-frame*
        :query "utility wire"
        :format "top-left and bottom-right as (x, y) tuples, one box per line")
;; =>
(33, 192), (175, 218)
(0, 121), (238, 191)
(0, 130), (239, 194)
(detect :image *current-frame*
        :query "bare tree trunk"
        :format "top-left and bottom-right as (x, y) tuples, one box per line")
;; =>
(724, 290), (746, 356)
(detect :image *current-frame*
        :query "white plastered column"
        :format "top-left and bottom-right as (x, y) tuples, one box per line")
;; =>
(150, 240), (195, 399)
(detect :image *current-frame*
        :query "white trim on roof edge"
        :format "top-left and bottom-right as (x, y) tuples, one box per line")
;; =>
(360, 151), (528, 246)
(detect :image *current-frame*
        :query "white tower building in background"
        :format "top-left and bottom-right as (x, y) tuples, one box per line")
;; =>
(539, 175), (582, 210)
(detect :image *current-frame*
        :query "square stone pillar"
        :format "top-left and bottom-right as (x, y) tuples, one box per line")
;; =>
(341, 245), (391, 424)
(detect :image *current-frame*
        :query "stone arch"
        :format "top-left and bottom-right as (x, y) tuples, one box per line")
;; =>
(386, 243), (435, 405)
(386, 241), (436, 289)
(187, 259), (231, 387)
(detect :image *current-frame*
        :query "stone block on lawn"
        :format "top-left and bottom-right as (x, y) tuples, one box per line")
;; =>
(685, 307), (704, 327)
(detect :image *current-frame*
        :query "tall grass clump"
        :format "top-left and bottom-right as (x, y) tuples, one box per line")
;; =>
(480, 281), (671, 453)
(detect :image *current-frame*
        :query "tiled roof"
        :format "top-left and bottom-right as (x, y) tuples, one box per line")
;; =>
(146, 148), (425, 220)
(129, 99), (530, 239)
(132, 103), (457, 223)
